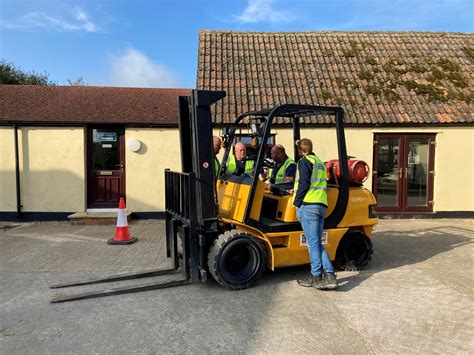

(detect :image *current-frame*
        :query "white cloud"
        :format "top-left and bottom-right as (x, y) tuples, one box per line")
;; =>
(1, 8), (98, 32)
(236, 0), (294, 23)
(108, 47), (181, 88)
(73, 9), (98, 32)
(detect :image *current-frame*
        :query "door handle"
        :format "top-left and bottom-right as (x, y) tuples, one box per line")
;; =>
(399, 168), (403, 178)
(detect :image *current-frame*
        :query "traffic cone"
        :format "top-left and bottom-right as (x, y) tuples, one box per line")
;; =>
(107, 197), (137, 245)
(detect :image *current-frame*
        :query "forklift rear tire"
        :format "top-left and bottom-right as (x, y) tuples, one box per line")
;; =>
(208, 230), (267, 290)
(335, 231), (373, 271)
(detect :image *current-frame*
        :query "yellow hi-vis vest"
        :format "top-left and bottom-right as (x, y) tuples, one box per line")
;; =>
(293, 154), (328, 205)
(214, 157), (220, 176)
(227, 155), (255, 174)
(269, 157), (296, 184)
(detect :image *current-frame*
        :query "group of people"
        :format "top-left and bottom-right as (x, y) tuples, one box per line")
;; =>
(213, 136), (338, 291)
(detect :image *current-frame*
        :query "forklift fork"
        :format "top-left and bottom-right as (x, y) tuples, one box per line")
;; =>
(50, 268), (181, 289)
(50, 171), (201, 303)
(50, 273), (190, 303)
(50, 240), (187, 303)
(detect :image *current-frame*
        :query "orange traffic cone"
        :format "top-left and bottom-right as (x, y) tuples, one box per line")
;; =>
(107, 197), (137, 245)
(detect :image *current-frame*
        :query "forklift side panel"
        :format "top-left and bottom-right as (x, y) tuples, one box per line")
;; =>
(217, 179), (251, 222)
(265, 228), (348, 268)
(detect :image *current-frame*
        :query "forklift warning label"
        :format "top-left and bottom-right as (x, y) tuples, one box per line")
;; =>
(300, 232), (328, 246)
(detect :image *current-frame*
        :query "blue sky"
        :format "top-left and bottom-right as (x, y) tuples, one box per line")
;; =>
(1, 0), (472, 88)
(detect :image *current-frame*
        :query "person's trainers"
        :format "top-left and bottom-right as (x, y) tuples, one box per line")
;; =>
(321, 272), (339, 290)
(297, 274), (322, 287)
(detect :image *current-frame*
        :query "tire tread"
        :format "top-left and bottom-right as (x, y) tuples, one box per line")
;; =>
(207, 229), (267, 290)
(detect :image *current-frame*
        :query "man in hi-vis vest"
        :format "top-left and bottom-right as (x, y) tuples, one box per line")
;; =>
(266, 144), (296, 185)
(227, 142), (254, 175)
(213, 136), (222, 177)
(293, 138), (338, 290)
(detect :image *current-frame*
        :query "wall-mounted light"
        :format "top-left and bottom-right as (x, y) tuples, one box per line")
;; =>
(127, 138), (142, 152)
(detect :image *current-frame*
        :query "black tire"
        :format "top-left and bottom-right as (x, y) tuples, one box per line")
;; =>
(335, 231), (373, 271)
(207, 230), (267, 290)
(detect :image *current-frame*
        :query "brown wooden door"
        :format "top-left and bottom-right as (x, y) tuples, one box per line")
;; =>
(87, 127), (125, 208)
(373, 134), (435, 213)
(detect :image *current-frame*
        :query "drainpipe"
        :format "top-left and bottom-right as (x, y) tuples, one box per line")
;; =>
(14, 124), (22, 218)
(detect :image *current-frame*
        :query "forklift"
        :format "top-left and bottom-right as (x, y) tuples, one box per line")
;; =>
(51, 90), (378, 302)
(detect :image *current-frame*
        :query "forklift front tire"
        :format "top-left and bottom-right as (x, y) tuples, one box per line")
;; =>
(207, 230), (267, 290)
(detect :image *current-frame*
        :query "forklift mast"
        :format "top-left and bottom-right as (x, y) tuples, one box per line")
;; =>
(177, 90), (226, 225)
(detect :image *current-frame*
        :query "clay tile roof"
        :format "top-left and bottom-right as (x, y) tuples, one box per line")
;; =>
(0, 85), (191, 125)
(197, 30), (474, 125)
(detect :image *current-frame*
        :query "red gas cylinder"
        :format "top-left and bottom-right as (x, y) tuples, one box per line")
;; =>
(325, 159), (370, 184)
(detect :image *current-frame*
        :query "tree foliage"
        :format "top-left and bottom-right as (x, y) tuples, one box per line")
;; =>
(0, 60), (55, 85)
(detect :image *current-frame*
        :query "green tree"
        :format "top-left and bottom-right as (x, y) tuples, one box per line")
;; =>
(0, 60), (55, 85)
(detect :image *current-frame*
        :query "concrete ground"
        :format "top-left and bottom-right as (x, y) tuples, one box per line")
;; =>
(0, 219), (473, 354)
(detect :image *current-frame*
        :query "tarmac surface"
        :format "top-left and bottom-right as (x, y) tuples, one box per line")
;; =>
(0, 218), (473, 354)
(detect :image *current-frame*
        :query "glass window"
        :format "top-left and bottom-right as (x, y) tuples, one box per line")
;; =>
(406, 139), (429, 206)
(376, 137), (400, 206)
(92, 129), (120, 170)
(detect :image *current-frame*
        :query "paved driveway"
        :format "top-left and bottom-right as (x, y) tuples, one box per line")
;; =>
(0, 219), (473, 354)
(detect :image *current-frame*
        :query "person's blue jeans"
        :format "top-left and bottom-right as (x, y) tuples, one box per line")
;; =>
(296, 204), (334, 277)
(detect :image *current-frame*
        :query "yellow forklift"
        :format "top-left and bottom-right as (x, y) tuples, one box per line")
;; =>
(51, 90), (377, 302)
